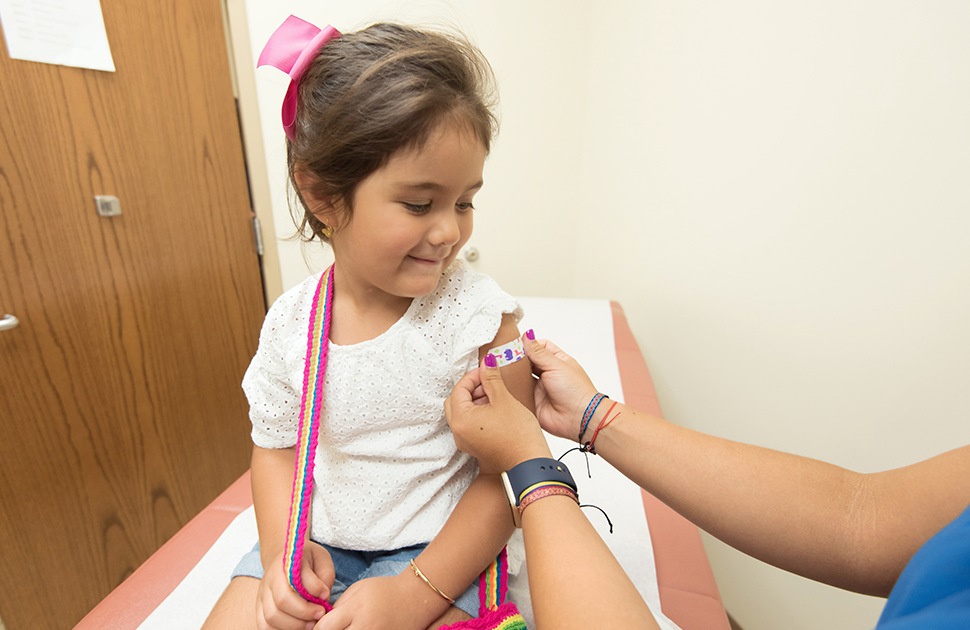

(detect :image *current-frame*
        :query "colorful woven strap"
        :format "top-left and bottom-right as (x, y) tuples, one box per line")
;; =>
(438, 548), (527, 630)
(479, 547), (510, 613)
(283, 265), (335, 609)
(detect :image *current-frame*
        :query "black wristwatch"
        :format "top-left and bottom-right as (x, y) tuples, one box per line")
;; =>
(501, 458), (577, 528)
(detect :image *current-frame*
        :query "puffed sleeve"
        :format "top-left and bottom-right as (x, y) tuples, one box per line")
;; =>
(242, 277), (318, 449)
(446, 261), (523, 383)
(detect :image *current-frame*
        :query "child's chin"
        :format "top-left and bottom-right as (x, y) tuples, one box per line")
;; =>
(408, 279), (440, 297)
(390, 275), (438, 299)
(398, 258), (453, 294)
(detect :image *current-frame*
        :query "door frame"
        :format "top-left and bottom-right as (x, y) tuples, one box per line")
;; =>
(223, 0), (284, 305)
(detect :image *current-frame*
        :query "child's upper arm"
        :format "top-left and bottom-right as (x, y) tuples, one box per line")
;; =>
(477, 313), (535, 414)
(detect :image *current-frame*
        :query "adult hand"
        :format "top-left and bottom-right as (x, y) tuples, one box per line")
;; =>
(445, 355), (551, 472)
(257, 543), (333, 630)
(523, 333), (599, 442)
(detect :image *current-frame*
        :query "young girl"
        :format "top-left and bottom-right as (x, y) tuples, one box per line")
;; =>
(202, 16), (534, 630)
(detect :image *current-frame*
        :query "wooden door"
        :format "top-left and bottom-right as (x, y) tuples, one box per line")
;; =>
(0, 2), (266, 628)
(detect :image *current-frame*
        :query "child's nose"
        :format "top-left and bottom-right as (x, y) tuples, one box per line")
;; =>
(430, 210), (461, 246)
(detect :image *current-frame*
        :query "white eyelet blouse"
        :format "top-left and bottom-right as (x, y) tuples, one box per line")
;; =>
(243, 260), (523, 550)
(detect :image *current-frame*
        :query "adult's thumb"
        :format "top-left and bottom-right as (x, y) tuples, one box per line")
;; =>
(480, 353), (512, 400)
(522, 329), (558, 372)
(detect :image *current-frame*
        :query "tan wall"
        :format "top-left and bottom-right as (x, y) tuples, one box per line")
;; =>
(235, 2), (970, 629)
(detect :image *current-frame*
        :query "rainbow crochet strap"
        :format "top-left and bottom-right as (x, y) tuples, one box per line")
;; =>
(480, 547), (509, 613)
(283, 265), (335, 609)
(441, 548), (527, 630)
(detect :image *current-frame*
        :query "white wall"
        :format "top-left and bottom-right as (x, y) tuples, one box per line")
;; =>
(573, 6), (970, 628)
(238, 2), (970, 630)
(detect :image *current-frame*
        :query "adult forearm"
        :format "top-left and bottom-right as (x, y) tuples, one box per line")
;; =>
(522, 495), (660, 630)
(590, 405), (885, 593)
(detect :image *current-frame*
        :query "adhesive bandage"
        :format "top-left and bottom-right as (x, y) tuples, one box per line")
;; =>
(486, 337), (525, 367)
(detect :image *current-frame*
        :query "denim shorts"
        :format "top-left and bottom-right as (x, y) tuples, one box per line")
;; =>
(231, 542), (479, 617)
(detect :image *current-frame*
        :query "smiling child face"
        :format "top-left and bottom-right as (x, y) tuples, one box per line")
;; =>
(323, 121), (487, 305)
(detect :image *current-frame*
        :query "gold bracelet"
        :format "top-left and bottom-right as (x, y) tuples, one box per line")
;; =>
(409, 559), (455, 604)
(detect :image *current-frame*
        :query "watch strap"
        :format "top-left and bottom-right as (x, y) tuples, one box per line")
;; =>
(505, 458), (577, 507)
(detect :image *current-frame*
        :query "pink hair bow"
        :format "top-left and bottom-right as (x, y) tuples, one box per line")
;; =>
(257, 15), (341, 142)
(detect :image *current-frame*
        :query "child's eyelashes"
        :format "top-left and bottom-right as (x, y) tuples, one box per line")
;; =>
(404, 202), (432, 214)
(401, 201), (476, 214)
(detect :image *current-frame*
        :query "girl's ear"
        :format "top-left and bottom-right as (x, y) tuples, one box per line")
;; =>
(294, 169), (341, 228)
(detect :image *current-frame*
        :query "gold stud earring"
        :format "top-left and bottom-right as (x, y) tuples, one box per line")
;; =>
(321, 225), (334, 238)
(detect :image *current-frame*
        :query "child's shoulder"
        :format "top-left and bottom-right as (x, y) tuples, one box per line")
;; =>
(269, 272), (323, 313)
(408, 261), (522, 363)
(420, 259), (506, 309)
(259, 272), (323, 337)
(411, 259), (522, 326)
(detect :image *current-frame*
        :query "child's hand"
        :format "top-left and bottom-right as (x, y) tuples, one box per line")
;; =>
(257, 542), (334, 630)
(314, 572), (453, 630)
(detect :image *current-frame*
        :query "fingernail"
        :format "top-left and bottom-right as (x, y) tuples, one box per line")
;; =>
(484, 353), (497, 368)
(526, 329), (535, 341)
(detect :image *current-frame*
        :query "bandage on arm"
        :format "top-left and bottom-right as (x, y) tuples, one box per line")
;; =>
(485, 338), (525, 367)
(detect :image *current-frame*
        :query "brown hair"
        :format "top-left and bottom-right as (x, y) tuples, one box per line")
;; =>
(287, 23), (499, 242)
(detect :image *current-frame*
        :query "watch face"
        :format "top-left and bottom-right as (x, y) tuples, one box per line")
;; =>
(501, 472), (522, 527)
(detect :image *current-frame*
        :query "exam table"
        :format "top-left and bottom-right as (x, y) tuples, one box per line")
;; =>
(75, 300), (730, 630)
